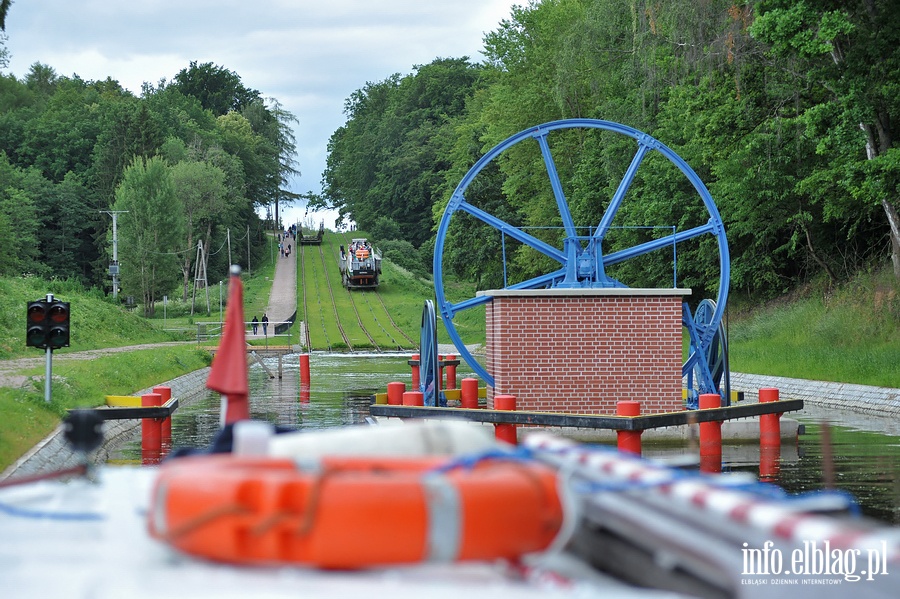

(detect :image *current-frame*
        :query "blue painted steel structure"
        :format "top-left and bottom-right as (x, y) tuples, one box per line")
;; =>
(418, 300), (440, 406)
(432, 119), (730, 405)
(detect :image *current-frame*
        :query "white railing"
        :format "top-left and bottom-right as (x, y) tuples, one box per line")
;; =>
(196, 321), (294, 347)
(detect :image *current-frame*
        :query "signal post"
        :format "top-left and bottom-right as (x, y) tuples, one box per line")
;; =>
(26, 293), (71, 403)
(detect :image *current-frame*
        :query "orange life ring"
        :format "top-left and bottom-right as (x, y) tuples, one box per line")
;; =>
(355, 248), (369, 260)
(148, 454), (563, 569)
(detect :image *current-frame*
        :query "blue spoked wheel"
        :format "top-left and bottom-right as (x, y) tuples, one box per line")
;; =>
(419, 300), (440, 406)
(433, 119), (730, 398)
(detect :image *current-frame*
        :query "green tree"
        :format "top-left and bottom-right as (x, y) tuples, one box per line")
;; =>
(323, 58), (484, 247)
(112, 156), (184, 315)
(0, 153), (43, 276)
(171, 61), (260, 116)
(170, 159), (228, 300)
(242, 97), (300, 228)
(0, 0), (11, 30)
(751, 0), (900, 279)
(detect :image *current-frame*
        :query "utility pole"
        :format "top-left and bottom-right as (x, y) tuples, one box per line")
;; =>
(100, 210), (128, 299)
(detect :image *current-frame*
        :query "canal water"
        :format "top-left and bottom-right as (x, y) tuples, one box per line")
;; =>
(110, 353), (900, 525)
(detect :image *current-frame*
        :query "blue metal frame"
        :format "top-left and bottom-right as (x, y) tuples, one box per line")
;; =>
(419, 300), (440, 406)
(433, 119), (730, 397)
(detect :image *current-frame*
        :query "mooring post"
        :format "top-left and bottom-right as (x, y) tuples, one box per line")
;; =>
(460, 378), (479, 409)
(410, 353), (420, 390)
(299, 353), (311, 385)
(758, 388), (782, 448)
(141, 392), (163, 465)
(387, 381), (405, 405)
(494, 394), (518, 445)
(759, 387), (782, 482)
(698, 393), (722, 473)
(445, 354), (457, 390)
(402, 390), (424, 406)
(616, 400), (642, 455)
(153, 385), (172, 453)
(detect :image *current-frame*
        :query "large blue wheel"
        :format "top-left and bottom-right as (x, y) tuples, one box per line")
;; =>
(433, 119), (730, 399)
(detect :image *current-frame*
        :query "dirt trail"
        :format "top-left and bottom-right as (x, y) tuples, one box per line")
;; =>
(0, 342), (196, 389)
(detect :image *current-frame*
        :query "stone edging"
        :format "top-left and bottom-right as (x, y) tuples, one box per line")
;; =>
(0, 367), (212, 480)
(730, 372), (900, 415)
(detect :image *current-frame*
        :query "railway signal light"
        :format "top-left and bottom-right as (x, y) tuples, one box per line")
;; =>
(26, 299), (71, 350)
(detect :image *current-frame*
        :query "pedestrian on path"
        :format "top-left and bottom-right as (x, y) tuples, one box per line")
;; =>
(251, 316), (259, 335)
(262, 313), (269, 336)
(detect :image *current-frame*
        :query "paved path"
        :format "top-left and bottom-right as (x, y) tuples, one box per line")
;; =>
(248, 238), (298, 339)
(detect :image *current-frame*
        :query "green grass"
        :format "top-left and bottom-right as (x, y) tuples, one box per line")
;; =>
(143, 235), (280, 334)
(0, 277), (176, 360)
(728, 268), (900, 388)
(0, 345), (211, 468)
(299, 231), (437, 351)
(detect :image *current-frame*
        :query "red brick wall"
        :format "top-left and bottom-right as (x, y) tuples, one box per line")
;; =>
(484, 291), (685, 414)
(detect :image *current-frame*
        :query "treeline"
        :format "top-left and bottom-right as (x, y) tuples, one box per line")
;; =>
(0, 58), (297, 314)
(319, 0), (900, 299)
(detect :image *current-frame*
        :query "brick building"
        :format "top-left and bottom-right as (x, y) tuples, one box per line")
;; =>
(482, 288), (689, 414)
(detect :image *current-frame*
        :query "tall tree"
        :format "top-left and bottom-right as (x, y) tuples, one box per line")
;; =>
(170, 159), (227, 300)
(112, 156), (184, 315)
(171, 61), (260, 116)
(752, 0), (900, 279)
(0, 152), (43, 277)
(243, 97), (300, 228)
(0, 0), (10, 30)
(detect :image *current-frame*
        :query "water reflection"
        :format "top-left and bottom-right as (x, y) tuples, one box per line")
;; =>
(110, 354), (900, 524)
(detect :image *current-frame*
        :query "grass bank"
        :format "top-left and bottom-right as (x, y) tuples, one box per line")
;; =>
(0, 260), (277, 472)
(728, 268), (900, 388)
(0, 345), (210, 470)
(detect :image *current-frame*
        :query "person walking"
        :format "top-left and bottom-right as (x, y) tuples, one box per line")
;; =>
(262, 313), (269, 336)
(251, 315), (259, 335)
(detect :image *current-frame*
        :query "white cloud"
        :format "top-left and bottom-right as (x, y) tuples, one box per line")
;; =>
(3, 0), (517, 228)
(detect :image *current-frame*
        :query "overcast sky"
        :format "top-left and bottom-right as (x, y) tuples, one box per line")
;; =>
(3, 0), (517, 227)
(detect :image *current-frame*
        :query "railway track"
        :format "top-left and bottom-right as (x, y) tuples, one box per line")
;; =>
(298, 243), (312, 350)
(328, 242), (382, 351)
(302, 242), (333, 351)
(338, 231), (416, 349)
(316, 242), (353, 351)
(374, 290), (417, 347)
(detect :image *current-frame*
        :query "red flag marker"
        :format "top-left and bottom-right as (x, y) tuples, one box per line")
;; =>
(207, 265), (249, 425)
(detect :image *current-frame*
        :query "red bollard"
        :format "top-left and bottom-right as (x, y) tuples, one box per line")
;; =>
(616, 400), (642, 455)
(141, 392), (162, 465)
(402, 391), (424, 406)
(410, 354), (420, 390)
(445, 354), (457, 390)
(299, 384), (310, 405)
(494, 394), (518, 445)
(759, 388), (782, 449)
(152, 385), (172, 453)
(460, 378), (479, 409)
(698, 393), (722, 473)
(759, 388), (782, 481)
(387, 381), (406, 406)
(299, 353), (311, 386)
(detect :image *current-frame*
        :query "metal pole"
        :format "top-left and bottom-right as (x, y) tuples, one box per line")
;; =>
(101, 211), (128, 299)
(44, 292), (54, 403)
(44, 348), (52, 403)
